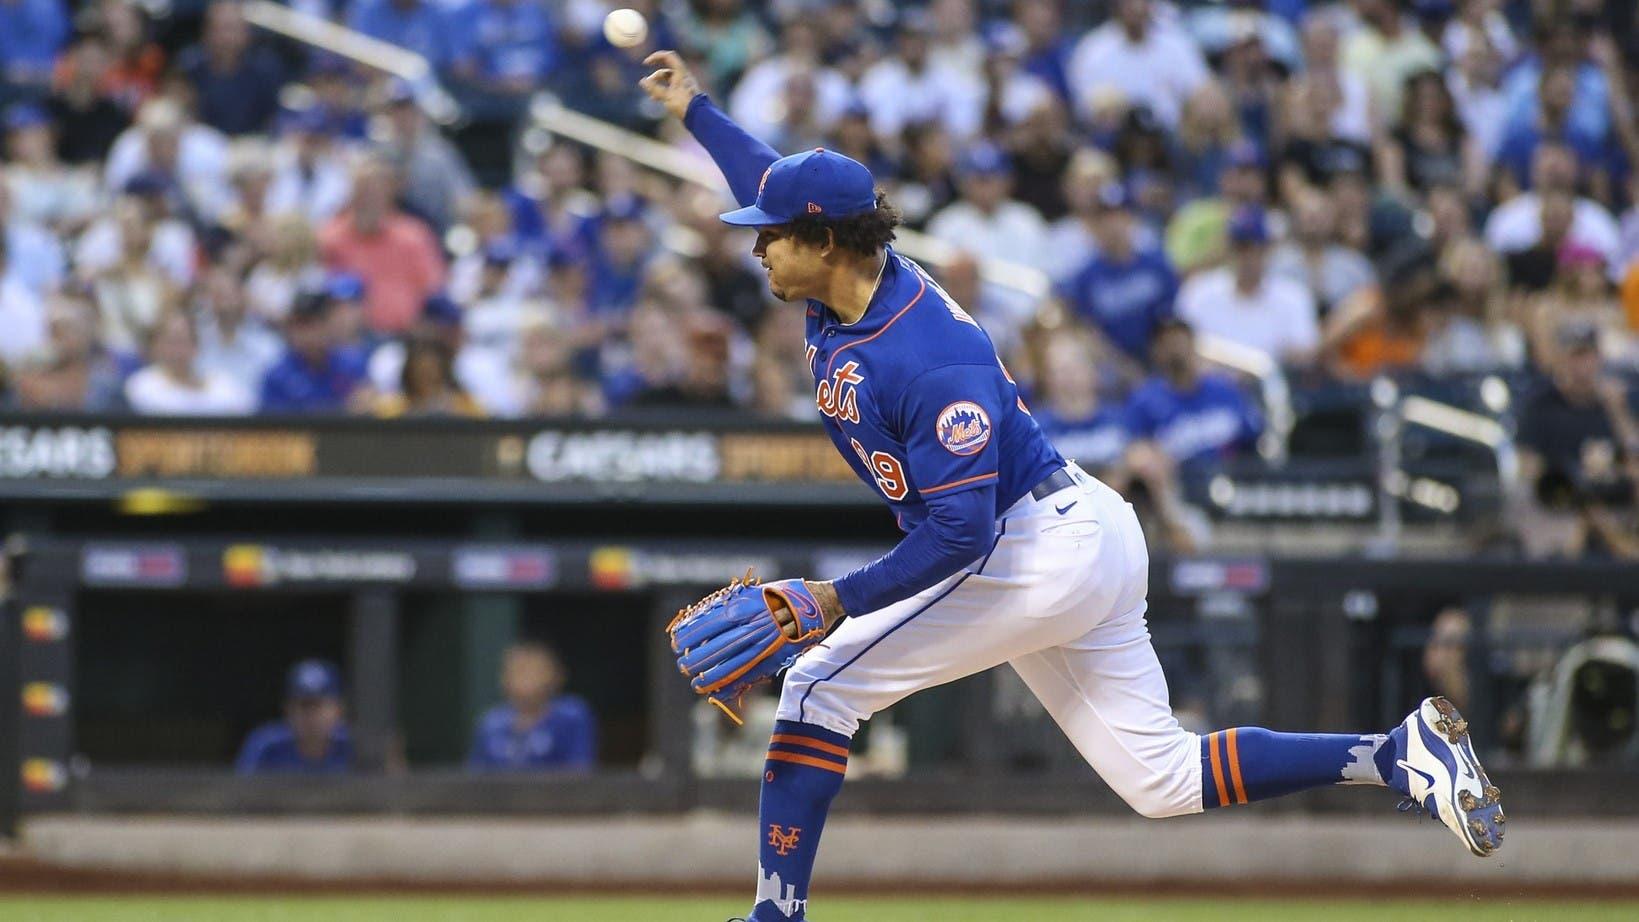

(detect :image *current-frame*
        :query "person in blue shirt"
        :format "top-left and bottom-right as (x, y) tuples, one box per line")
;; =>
(259, 291), (369, 413)
(348, 0), (454, 73)
(1056, 182), (1178, 374)
(449, 0), (558, 96)
(0, 0), (69, 100)
(1032, 331), (1129, 475)
(468, 640), (597, 772)
(176, 2), (286, 136)
(1125, 318), (1263, 469)
(236, 659), (354, 774)
(587, 194), (653, 318)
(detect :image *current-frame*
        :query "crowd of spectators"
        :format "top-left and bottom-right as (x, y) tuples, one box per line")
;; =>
(0, 0), (1636, 540)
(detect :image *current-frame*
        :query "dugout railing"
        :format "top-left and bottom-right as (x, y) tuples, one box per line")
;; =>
(4, 535), (1639, 838)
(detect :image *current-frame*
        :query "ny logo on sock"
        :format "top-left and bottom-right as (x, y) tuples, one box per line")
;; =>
(767, 824), (802, 856)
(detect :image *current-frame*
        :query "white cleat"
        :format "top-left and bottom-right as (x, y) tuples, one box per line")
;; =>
(1397, 696), (1506, 857)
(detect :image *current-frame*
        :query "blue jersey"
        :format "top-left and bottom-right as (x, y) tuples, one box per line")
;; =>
(1124, 372), (1262, 467)
(805, 250), (1063, 532)
(467, 696), (597, 772)
(1036, 406), (1129, 471)
(685, 94), (1065, 615)
(1057, 248), (1178, 360)
(235, 721), (353, 775)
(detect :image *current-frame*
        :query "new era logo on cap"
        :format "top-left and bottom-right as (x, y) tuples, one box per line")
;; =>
(721, 148), (877, 227)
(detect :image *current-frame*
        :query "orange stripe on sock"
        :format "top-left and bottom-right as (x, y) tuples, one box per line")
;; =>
(767, 751), (847, 775)
(770, 733), (851, 759)
(1226, 728), (1248, 805)
(1207, 732), (1230, 808)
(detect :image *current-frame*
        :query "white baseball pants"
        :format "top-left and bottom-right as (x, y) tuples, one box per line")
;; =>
(776, 464), (1204, 819)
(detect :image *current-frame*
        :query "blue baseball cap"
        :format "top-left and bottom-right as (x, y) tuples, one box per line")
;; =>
(1095, 181), (1132, 211)
(286, 659), (343, 699)
(720, 148), (877, 227)
(958, 141), (1012, 178)
(1227, 205), (1269, 245)
(4, 103), (50, 132)
(323, 272), (366, 302)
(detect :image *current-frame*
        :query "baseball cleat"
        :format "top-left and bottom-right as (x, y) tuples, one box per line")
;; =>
(1396, 696), (1505, 857)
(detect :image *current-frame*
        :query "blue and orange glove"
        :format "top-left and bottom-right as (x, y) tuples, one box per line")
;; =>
(666, 572), (827, 724)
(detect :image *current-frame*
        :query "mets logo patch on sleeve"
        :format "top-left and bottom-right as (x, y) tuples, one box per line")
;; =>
(936, 401), (992, 456)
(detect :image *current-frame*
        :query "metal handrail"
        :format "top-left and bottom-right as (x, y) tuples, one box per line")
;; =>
(243, 1), (460, 125)
(525, 96), (1297, 462)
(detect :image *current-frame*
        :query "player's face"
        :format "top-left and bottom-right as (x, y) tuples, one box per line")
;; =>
(752, 226), (825, 302)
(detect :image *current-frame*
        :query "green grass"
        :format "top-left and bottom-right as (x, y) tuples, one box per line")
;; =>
(0, 896), (1633, 922)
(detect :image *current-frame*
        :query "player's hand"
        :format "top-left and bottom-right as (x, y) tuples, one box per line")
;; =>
(639, 50), (703, 121)
(772, 580), (844, 639)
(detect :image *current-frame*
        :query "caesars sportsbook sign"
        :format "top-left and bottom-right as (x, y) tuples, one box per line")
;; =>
(0, 421), (855, 489)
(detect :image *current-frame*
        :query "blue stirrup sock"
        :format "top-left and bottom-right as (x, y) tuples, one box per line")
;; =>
(1200, 725), (1406, 808)
(748, 720), (851, 922)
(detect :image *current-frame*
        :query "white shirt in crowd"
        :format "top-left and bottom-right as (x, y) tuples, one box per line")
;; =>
(927, 197), (1050, 343)
(1483, 193), (1622, 270)
(1066, 18), (1209, 128)
(196, 314), (285, 397)
(104, 122), (234, 223)
(1177, 267), (1319, 361)
(74, 216), (199, 288)
(857, 55), (987, 141)
(124, 365), (256, 415)
(264, 145), (355, 225)
(728, 56), (852, 145)
(0, 271), (46, 366)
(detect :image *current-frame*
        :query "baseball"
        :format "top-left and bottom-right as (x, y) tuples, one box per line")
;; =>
(603, 8), (648, 48)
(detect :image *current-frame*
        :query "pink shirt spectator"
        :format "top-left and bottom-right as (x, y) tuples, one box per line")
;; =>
(319, 211), (445, 333)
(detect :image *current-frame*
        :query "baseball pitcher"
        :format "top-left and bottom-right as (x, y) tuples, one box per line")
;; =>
(640, 51), (1504, 922)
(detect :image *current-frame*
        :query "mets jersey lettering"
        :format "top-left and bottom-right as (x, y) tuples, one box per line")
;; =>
(804, 248), (1063, 533)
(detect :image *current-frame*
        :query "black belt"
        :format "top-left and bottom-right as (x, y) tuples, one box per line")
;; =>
(1028, 467), (1077, 502)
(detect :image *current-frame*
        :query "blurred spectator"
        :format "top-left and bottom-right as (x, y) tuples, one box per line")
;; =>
(1166, 138), (1266, 274)
(98, 0), (165, 111)
(0, 165), (65, 295)
(1067, 0), (1208, 130)
(1170, 84), (1242, 207)
(588, 194), (655, 318)
(177, 1), (285, 136)
(1177, 205), (1318, 365)
(927, 142), (1048, 336)
(1342, 0), (1442, 128)
(1033, 329), (1129, 474)
(1325, 240), (1440, 380)
(673, 0), (772, 92)
(46, 35), (131, 166)
(348, 0), (455, 72)
(0, 231), (45, 370)
(487, 315), (603, 418)
(729, 21), (849, 148)
(319, 156), (446, 335)
(195, 264), (283, 395)
(263, 107), (353, 225)
(1485, 143), (1621, 271)
(628, 308), (737, 410)
(1422, 607), (1473, 711)
(1044, 147), (1122, 277)
(449, 0), (559, 99)
(1267, 186), (1376, 317)
(1378, 68), (1486, 199)
(124, 309), (255, 414)
(1421, 236), (1524, 373)
(246, 213), (324, 323)
(1055, 182), (1177, 372)
(859, 11), (984, 144)
(102, 97), (231, 230)
(236, 658), (353, 775)
(1516, 320), (1639, 558)
(1125, 318), (1263, 468)
(4, 103), (99, 232)
(1525, 242), (1634, 371)
(258, 291), (368, 413)
(85, 195), (181, 354)
(372, 334), (484, 417)
(11, 296), (126, 411)
(375, 79), (476, 234)
(468, 640), (596, 772)
(0, 0), (69, 102)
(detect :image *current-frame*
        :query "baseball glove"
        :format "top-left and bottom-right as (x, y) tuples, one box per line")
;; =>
(666, 571), (827, 724)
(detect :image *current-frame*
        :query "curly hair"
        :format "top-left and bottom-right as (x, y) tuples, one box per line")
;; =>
(781, 190), (901, 257)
